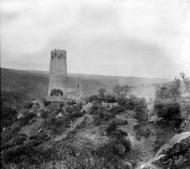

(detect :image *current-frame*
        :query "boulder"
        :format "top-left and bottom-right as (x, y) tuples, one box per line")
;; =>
(152, 132), (190, 169)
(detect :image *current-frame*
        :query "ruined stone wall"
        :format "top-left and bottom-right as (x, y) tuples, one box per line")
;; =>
(48, 49), (67, 95)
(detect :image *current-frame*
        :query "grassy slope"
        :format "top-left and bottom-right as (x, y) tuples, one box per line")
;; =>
(1, 68), (48, 107)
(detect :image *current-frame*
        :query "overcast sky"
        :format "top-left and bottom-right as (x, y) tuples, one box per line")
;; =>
(1, 0), (190, 78)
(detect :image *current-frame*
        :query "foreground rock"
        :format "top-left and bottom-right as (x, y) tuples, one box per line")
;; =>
(141, 132), (190, 169)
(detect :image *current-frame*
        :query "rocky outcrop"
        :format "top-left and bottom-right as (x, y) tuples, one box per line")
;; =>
(140, 132), (190, 169)
(152, 132), (190, 169)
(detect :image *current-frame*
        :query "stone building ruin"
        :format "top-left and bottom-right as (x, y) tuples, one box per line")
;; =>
(48, 49), (67, 96)
(46, 49), (81, 101)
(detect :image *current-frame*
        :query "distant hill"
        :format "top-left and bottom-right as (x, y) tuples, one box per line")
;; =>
(1, 67), (169, 108)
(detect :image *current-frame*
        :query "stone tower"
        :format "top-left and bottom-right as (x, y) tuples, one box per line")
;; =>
(48, 49), (67, 96)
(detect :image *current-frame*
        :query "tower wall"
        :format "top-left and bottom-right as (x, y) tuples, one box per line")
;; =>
(48, 49), (67, 95)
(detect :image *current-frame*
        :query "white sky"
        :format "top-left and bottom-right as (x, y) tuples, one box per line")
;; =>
(1, 0), (190, 78)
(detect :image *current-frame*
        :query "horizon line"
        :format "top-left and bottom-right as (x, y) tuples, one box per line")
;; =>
(1, 66), (172, 80)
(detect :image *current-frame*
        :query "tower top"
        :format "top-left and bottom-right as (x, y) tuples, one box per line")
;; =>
(51, 49), (66, 59)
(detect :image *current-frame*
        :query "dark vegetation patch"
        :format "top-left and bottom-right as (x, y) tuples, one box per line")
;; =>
(153, 78), (183, 129)
(154, 99), (182, 127)
(1, 103), (17, 130)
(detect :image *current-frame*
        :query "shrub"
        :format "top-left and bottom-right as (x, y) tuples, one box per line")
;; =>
(11, 133), (28, 146)
(45, 117), (66, 133)
(135, 127), (152, 139)
(88, 95), (99, 102)
(40, 110), (49, 120)
(113, 84), (130, 97)
(67, 111), (84, 120)
(24, 102), (33, 109)
(109, 106), (125, 115)
(96, 137), (131, 159)
(93, 112), (108, 126)
(25, 133), (49, 147)
(65, 103), (82, 114)
(44, 111), (84, 133)
(134, 98), (148, 123)
(153, 136), (165, 152)
(29, 133), (49, 141)
(111, 129), (128, 138)
(117, 97), (127, 106)
(106, 122), (117, 135)
(2, 144), (56, 165)
(104, 95), (116, 103)
(90, 103), (105, 115)
(156, 79), (181, 99)
(89, 103), (111, 125)
(1, 105), (17, 130)
(117, 96), (148, 123)
(154, 99), (181, 124)
(19, 112), (37, 126)
(2, 133), (28, 151)
(50, 89), (63, 96)
(1, 123), (22, 150)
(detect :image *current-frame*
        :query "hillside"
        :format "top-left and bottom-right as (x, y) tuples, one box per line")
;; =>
(1, 67), (190, 169)
(1, 67), (168, 108)
(1, 92), (189, 169)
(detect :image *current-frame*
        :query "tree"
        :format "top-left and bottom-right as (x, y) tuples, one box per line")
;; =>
(121, 85), (130, 97)
(169, 79), (181, 98)
(113, 85), (130, 97)
(113, 85), (121, 96)
(50, 89), (63, 96)
(154, 99), (182, 127)
(156, 79), (181, 99)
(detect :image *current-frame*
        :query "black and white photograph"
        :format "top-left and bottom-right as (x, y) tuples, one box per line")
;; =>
(1, 0), (190, 168)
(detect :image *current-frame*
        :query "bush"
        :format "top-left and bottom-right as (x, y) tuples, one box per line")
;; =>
(24, 133), (49, 147)
(45, 117), (66, 133)
(89, 103), (111, 125)
(2, 144), (56, 165)
(111, 129), (128, 138)
(156, 79), (181, 99)
(154, 99), (181, 124)
(1, 122), (22, 150)
(1, 105), (17, 130)
(90, 103), (105, 115)
(135, 127), (152, 139)
(153, 136), (165, 152)
(109, 106), (125, 115)
(44, 111), (84, 133)
(24, 102), (33, 109)
(50, 89), (63, 96)
(104, 95), (116, 103)
(117, 96), (148, 123)
(2, 133), (28, 151)
(88, 95), (99, 102)
(96, 138), (131, 159)
(106, 122), (117, 135)
(12, 133), (28, 145)
(40, 110), (49, 120)
(65, 103), (82, 114)
(29, 133), (49, 141)
(19, 112), (37, 126)
(134, 98), (148, 123)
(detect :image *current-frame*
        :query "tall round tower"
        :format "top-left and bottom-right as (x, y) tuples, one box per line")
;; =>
(48, 49), (67, 96)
